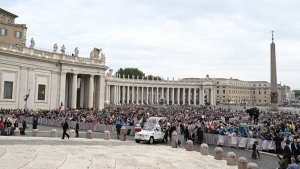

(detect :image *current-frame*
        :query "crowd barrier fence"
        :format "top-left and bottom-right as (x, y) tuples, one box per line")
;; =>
(203, 134), (289, 151)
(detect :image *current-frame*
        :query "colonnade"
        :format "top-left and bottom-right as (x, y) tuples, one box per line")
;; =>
(106, 85), (216, 105)
(62, 73), (105, 109)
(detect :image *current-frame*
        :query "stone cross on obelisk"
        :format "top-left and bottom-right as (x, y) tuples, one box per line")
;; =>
(270, 30), (278, 111)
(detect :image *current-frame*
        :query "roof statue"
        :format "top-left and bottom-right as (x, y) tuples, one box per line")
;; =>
(100, 53), (106, 63)
(61, 45), (66, 55)
(53, 43), (58, 53)
(29, 38), (35, 48)
(74, 47), (79, 57)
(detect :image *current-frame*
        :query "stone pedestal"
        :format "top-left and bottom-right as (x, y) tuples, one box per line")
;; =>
(104, 130), (110, 140)
(200, 143), (209, 155)
(120, 126), (126, 141)
(13, 128), (20, 136)
(171, 131), (178, 148)
(238, 157), (248, 169)
(51, 129), (57, 137)
(86, 130), (92, 139)
(186, 140), (193, 151)
(246, 162), (258, 169)
(214, 147), (223, 160)
(32, 129), (39, 137)
(226, 152), (236, 166)
(69, 130), (75, 138)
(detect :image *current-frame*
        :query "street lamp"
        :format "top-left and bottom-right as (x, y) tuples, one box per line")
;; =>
(24, 89), (30, 110)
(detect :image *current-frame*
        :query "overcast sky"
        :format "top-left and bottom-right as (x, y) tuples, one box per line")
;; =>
(3, 1), (300, 89)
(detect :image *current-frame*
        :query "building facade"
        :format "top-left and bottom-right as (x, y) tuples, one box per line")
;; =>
(0, 9), (293, 110)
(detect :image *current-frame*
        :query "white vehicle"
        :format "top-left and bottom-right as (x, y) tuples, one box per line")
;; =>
(134, 117), (167, 144)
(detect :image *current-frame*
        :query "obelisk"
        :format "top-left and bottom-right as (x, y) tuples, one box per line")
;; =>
(270, 30), (278, 111)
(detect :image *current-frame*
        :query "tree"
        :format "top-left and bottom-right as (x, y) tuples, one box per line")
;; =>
(115, 68), (162, 80)
(116, 68), (145, 79)
(146, 75), (162, 80)
(294, 90), (300, 96)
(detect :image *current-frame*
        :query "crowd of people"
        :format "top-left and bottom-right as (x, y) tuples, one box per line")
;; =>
(1, 105), (300, 168)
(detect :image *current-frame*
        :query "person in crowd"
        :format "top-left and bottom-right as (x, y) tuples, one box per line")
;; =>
(252, 140), (258, 159)
(21, 119), (27, 135)
(277, 153), (288, 169)
(291, 138), (300, 163)
(32, 117), (38, 129)
(163, 126), (169, 143)
(255, 141), (260, 159)
(189, 130), (195, 143)
(75, 120), (79, 137)
(184, 126), (189, 141)
(287, 158), (298, 169)
(116, 122), (121, 139)
(284, 140), (292, 164)
(61, 118), (69, 139)
(197, 127), (203, 144)
(5, 119), (12, 136)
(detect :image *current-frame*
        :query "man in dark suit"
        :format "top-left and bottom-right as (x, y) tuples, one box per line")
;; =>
(291, 139), (300, 162)
(197, 127), (203, 144)
(61, 119), (69, 139)
(189, 130), (195, 143)
(116, 123), (121, 139)
(284, 140), (292, 164)
(75, 120), (79, 137)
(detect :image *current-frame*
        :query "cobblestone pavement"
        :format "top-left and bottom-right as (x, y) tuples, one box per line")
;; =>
(0, 137), (237, 169)
(8, 124), (277, 169)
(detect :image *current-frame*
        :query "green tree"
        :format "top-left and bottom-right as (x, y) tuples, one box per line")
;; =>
(115, 68), (162, 80)
(147, 75), (162, 80)
(116, 68), (145, 79)
(294, 90), (300, 96)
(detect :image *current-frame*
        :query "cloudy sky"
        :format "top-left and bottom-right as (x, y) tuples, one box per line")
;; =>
(3, 1), (300, 89)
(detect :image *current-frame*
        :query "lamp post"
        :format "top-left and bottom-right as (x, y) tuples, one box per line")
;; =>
(243, 97), (246, 109)
(24, 89), (30, 110)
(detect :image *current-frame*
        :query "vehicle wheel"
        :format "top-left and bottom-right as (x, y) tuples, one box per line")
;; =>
(135, 139), (141, 143)
(149, 137), (154, 144)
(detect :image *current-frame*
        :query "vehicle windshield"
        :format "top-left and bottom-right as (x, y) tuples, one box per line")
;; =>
(143, 117), (164, 131)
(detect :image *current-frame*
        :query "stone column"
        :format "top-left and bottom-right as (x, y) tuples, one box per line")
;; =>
(141, 87), (144, 104)
(59, 72), (67, 110)
(127, 86), (129, 104)
(98, 75), (105, 109)
(105, 84), (109, 101)
(182, 88), (185, 104)
(146, 87), (149, 104)
(80, 76), (85, 107)
(166, 87), (169, 105)
(200, 88), (204, 105)
(122, 86), (125, 104)
(172, 88), (174, 105)
(71, 73), (77, 108)
(136, 86), (139, 104)
(50, 71), (59, 109)
(151, 87), (154, 104)
(132, 86), (135, 104)
(193, 88), (196, 105)
(118, 86), (120, 104)
(88, 75), (94, 108)
(177, 88), (180, 104)
(156, 87), (159, 104)
(210, 88), (214, 105)
(188, 88), (191, 105)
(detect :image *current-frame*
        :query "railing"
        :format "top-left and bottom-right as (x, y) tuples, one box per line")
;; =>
(15, 116), (135, 135)
(105, 76), (215, 85)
